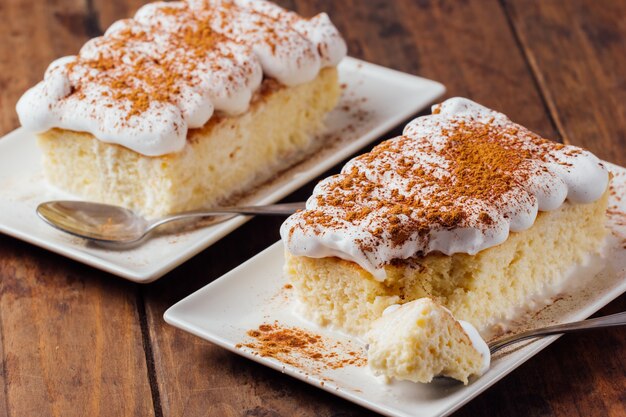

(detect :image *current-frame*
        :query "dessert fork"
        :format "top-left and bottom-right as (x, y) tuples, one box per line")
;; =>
(488, 311), (626, 354)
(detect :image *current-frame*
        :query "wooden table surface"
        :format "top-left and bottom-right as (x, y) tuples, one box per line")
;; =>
(1, 0), (625, 416)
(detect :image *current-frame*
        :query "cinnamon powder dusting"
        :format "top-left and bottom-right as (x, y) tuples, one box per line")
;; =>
(294, 108), (584, 253)
(239, 322), (365, 370)
(61, 0), (317, 123)
(69, 7), (230, 121)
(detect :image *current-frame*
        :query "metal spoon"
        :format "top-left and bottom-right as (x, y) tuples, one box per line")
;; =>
(36, 200), (305, 245)
(488, 311), (626, 354)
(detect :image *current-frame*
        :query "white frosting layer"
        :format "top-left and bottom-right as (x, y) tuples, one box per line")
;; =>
(281, 98), (609, 280)
(16, 0), (346, 156)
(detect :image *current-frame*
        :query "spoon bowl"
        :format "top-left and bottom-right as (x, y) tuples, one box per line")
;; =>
(37, 201), (149, 243)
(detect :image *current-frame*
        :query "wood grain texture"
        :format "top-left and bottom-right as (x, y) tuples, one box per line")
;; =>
(1, 0), (625, 416)
(0, 0), (155, 416)
(295, 0), (558, 138)
(503, 0), (626, 164)
(0, 236), (155, 417)
(0, 0), (87, 135)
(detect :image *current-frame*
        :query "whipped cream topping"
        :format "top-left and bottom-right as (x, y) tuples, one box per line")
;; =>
(281, 98), (609, 280)
(16, 0), (346, 156)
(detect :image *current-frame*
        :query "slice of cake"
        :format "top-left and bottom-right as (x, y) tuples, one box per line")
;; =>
(366, 298), (490, 385)
(281, 97), (609, 336)
(16, 0), (346, 218)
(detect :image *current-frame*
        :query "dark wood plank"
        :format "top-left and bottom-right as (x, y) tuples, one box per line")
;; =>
(93, 0), (148, 31)
(328, 0), (559, 138)
(0, 237), (155, 416)
(138, 1), (570, 416)
(0, 303), (8, 417)
(0, 0), (155, 415)
(0, 0), (90, 135)
(503, 0), (626, 164)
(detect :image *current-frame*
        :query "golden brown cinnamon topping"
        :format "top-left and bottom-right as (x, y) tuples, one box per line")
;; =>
(66, 4), (250, 120)
(240, 322), (366, 370)
(47, 0), (336, 126)
(301, 118), (576, 248)
(281, 98), (608, 277)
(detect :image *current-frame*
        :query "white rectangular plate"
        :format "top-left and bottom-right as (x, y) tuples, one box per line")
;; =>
(0, 57), (444, 282)
(164, 163), (626, 417)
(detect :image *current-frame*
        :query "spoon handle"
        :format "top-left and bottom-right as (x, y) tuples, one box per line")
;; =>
(148, 201), (306, 230)
(488, 311), (626, 354)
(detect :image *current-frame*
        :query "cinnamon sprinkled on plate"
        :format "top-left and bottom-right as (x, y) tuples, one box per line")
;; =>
(242, 322), (366, 370)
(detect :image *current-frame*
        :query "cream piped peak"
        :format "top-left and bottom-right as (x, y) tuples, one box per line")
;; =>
(16, 0), (346, 156)
(281, 98), (608, 280)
